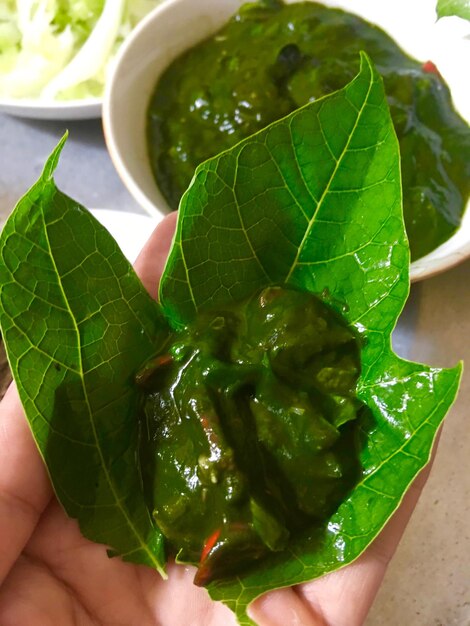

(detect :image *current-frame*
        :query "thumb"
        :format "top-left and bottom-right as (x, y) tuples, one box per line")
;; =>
(0, 382), (52, 585)
(133, 212), (178, 300)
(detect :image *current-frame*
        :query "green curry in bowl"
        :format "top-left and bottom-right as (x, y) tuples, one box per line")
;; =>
(147, 0), (470, 261)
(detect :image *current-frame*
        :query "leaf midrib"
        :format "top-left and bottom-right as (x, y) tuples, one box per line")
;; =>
(42, 211), (160, 569)
(284, 72), (374, 283)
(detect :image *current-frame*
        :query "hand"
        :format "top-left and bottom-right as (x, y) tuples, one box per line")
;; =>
(0, 213), (435, 626)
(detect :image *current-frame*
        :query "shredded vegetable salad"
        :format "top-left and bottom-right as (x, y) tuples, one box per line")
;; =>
(0, 0), (162, 100)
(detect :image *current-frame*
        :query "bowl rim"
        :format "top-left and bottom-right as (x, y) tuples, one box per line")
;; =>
(0, 96), (102, 120)
(102, 0), (180, 218)
(409, 216), (470, 282)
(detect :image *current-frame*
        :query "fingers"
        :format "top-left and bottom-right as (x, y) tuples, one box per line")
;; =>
(23, 500), (237, 626)
(251, 447), (438, 626)
(134, 212), (178, 299)
(146, 561), (238, 626)
(249, 586), (327, 626)
(293, 457), (437, 626)
(0, 383), (52, 585)
(0, 553), (93, 626)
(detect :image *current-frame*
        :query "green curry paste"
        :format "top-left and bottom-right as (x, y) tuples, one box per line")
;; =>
(138, 286), (363, 584)
(147, 0), (470, 261)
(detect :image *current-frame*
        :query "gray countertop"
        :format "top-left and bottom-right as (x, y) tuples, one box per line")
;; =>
(0, 114), (143, 222)
(0, 111), (469, 626)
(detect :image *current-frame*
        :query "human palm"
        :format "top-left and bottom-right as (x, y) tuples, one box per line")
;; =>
(0, 214), (433, 626)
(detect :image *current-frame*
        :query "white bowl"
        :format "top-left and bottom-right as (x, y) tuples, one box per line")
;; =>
(103, 0), (470, 281)
(0, 97), (101, 121)
(103, 0), (245, 218)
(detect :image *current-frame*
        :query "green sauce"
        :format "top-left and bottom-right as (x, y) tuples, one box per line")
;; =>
(138, 286), (363, 584)
(147, 0), (470, 261)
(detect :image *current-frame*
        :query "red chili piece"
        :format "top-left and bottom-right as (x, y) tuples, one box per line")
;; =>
(200, 528), (221, 563)
(422, 60), (441, 77)
(135, 354), (173, 385)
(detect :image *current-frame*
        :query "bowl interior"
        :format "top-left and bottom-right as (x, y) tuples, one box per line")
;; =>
(103, 0), (470, 280)
(103, 0), (243, 218)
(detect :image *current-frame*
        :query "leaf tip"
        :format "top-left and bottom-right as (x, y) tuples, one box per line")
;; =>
(455, 359), (464, 381)
(358, 50), (374, 73)
(41, 132), (69, 182)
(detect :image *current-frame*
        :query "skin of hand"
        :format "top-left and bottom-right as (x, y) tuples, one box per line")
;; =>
(0, 212), (436, 626)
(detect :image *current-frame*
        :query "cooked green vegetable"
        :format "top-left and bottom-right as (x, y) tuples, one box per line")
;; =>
(140, 285), (363, 585)
(437, 0), (470, 20)
(148, 0), (470, 261)
(0, 56), (461, 626)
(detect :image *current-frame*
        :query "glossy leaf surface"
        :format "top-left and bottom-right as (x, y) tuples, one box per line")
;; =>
(0, 136), (170, 573)
(159, 55), (461, 624)
(160, 53), (408, 330)
(437, 0), (470, 20)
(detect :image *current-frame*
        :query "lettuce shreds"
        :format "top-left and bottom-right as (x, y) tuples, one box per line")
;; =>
(42, 0), (125, 99)
(0, 0), (163, 100)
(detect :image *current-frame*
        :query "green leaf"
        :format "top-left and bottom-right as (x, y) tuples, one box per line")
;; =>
(437, 0), (470, 20)
(160, 53), (409, 330)
(159, 54), (461, 623)
(0, 54), (461, 626)
(207, 358), (461, 625)
(0, 135), (170, 574)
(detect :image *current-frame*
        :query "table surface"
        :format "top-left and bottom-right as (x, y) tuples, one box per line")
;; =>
(0, 112), (469, 626)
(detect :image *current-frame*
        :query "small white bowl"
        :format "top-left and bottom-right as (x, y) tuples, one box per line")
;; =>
(0, 97), (101, 120)
(103, 0), (243, 218)
(411, 207), (470, 281)
(103, 0), (470, 281)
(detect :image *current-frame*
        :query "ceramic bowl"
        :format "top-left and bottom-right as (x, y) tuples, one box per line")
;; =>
(0, 97), (101, 120)
(102, 0), (470, 281)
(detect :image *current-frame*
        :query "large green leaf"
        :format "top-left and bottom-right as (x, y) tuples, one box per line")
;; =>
(159, 53), (409, 332)
(437, 0), (470, 20)
(159, 54), (461, 624)
(0, 54), (461, 626)
(206, 357), (460, 625)
(0, 136), (170, 573)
